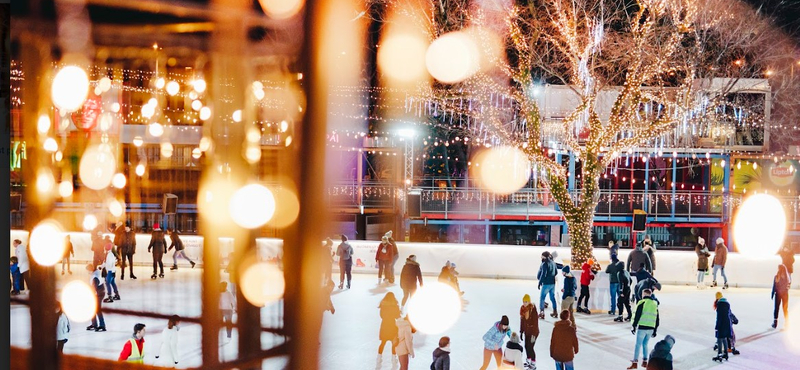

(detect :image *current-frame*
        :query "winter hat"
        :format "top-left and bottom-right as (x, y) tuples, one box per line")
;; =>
(587, 258), (595, 266)
(716, 237), (725, 245)
(381, 236), (388, 242)
(500, 315), (510, 326)
(698, 237), (705, 245)
(715, 291), (723, 300)
(510, 332), (520, 343)
(551, 251), (559, 260)
(522, 294), (531, 303)
(664, 334), (676, 347)
(450, 263), (456, 269)
(408, 255), (417, 262)
(541, 251), (552, 259)
(153, 223), (160, 230)
(562, 265), (571, 274)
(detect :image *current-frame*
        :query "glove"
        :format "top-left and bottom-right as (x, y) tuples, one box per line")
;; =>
(631, 328), (636, 335)
(148, 247), (152, 253)
(538, 282), (543, 290)
(652, 331), (657, 338)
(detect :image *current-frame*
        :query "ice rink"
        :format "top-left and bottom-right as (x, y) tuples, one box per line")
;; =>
(9, 268), (800, 369)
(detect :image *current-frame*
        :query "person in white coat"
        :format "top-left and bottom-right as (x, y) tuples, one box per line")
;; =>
(56, 302), (70, 353)
(220, 282), (236, 339)
(103, 244), (120, 302)
(502, 332), (525, 369)
(13, 239), (30, 292)
(395, 316), (415, 370)
(155, 315), (181, 367)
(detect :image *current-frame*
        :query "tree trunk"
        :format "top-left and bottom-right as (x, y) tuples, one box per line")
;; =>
(565, 203), (596, 268)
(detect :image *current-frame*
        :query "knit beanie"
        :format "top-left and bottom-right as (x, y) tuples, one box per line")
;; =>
(510, 332), (520, 343)
(562, 265), (571, 274)
(698, 237), (705, 245)
(522, 294), (531, 303)
(715, 291), (723, 300)
(716, 237), (724, 245)
(500, 315), (510, 326)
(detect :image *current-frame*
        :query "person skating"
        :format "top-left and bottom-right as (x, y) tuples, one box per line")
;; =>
(119, 223), (137, 280)
(13, 239), (30, 293)
(400, 255), (423, 307)
(86, 264), (107, 332)
(642, 238), (656, 274)
(560, 266), (578, 326)
(502, 332), (525, 369)
(711, 238), (729, 289)
(155, 315), (181, 367)
(626, 242), (652, 274)
(778, 244), (795, 274)
(396, 316), (416, 370)
(113, 221), (125, 252)
(62, 235), (74, 275)
(713, 292), (736, 362)
(148, 223), (167, 279)
(10, 257), (22, 295)
(713, 292), (740, 356)
(377, 292), (401, 361)
(628, 289), (659, 369)
(608, 240), (619, 257)
(385, 230), (400, 284)
(771, 264), (791, 329)
(220, 281), (236, 339)
(696, 237), (711, 289)
(118, 323), (146, 363)
(614, 267), (633, 323)
(606, 253), (624, 315)
(56, 302), (70, 353)
(550, 310), (579, 370)
(633, 266), (661, 304)
(537, 252), (559, 319)
(576, 259), (595, 314)
(646, 335), (675, 370)
(431, 336), (450, 370)
(91, 231), (106, 268)
(375, 236), (395, 285)
(168, 229), (195, 270)
(519, 294), (540, 369)
(336, 235), (354, 289)
(480, 315), (511, 370)
(103, 243), (120, 302)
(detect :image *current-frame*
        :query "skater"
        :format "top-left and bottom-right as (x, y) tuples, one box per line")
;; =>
(86, 264), (107, 332)
(396, 316), (416, 370)
(480, 315), (511, 370)
(148, 223), (167, 279)
(550, 310), (579, 370)
(13, 239), (30, 292)
(10, 257), (22, 295)
(633, 266), (661, 304)
(771, 264), (791, 329)
(626, 242), (652, 274)
(713, 292), (736, 362)
(91, 231), (106, 267)
(155, 315), (180, 367)
(431, 336), (450, 370)
(119, 223), (137, 280)
(519, 294), (540, 369)
(386, 230), (400, 284)
(400, 255), (423, 307)
(103, 243), (120, 302)
(220, 281), (236, 339)
(62, 235), (74, 275)
(646, 335), (675, 370)
(502, 332), (525, 369)
(606, 253), (624, 315)
(643, 238), (656, 274)
(169, 229), (195, 270)
(778, 244), (795, 274)
(118, 323), (146, 363)
(695, 237), (711, 289)
(712, 238), (729, 289)
(375, 235), (395, 284)
(56, 302), (70, 353)
(336, 235), (353, 289)
(113, 221), (125, 250)
(377, 292), (401, 358)
(576, 259), (595, 314)
(713, 292), (740, 356)
(560, 266), (577, 326)
(614, 267), (633, 323)
(628, 289), (659, 369)
(537, 252), (559, 319)
(608, 240), (619, 257)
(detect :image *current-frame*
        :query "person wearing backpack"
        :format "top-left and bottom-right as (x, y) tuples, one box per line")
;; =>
(431, 336), (450, 370)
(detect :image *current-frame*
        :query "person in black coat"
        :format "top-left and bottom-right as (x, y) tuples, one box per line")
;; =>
(646, 335), (675, 370)
(148, 224), (167, 279)
(400, 255), (423, 307)
(168, 229), (195, 270)
(119, 224), (137, 280)
(713, 294), (735, 362)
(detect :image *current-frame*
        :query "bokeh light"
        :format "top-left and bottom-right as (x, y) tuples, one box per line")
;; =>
(198, 177), (235, 225)
(58, 181), (73, 198)
(191, 100), (202, 111)
(36, 168), (55, 193)
(245, 146), (261, 163)
(407, 282), (462, 334)
(199, 107), (212, 120)
(475, 146), (531, 195)
(148, 122), (164, 137)
(61, 281), (97, 322)
(108, 199), (124, 218)
(267, 186), (301, 228)
(378, 32), (428, 82)
(98, 77), (112, 92)
(79, 144), (117, 190)
(141, 102), (156, 119)
(258, 0), (304, 19)
(52, 66), (90, 112)
(155, 77), (166, 89)
(133, 136), (143, 147)
(192, 79), (207, 93)
(425, 31), (480, 83)
(37, 115), (51, 134)
(240, 261), (285, 307)
(199, 137), (212, 152)
(229, 184), (276, 229)
(83, 214), (98, 231)
(161, 142), (174, 158)
(111, 173), (126, 189)
(98, 113), (114, 131)
(192, 148), (202, 159)
(29, 219), (66, 266)
(733, 193), (786, 257)
(43, 138), (58, 153)
(166, 80), (180, 96)
(135, 163), (146, 177)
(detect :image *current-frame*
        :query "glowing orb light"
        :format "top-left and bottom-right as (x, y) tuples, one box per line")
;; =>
(475, 146), (531, 195)
(166, 81), (180, 96)
(192, 148), (202, 159)
(37, 168), (55, 193)
(141, 103), (156, 119)
(29, 219), (66, 266)
(229, 184), (276, 229)
(378, 33), (428, 82)
(733, 193), (786, 257)
(43, 138), (59, 153)
(111, 173), (126, 189)
(161, 142), (174, 158)
(191, 100), (202, 111)
(245, 146), (261, 163)
(111, 102), (121, 112)
(83, 214), (98, 231)
(61, 281), (97, 322)
(135, 163), (145, 177)
(155, 77), (166, 89)
(199, 107), (212, 120)
(192, 79), (207, 93)
(240, 262), (285, 307)
(407, 282), (462, 334)
(58, 181), (73, 198)
(232, 110), (242, 123)
(198, 178), (234, 224)
(267, 186), (301, 228)
(425, 31), (480, 84)
(37, 115), (51, 134)
(258, 0), (304, 19)
(199, 137), (212, 152)
(133, 136), (144, 147)
(108, 199), (124, 218)
(79, 144), (116, 190)
(98, 77), (112, 93)
(148, 122), (164, 137)
(52, 66), (90, 112)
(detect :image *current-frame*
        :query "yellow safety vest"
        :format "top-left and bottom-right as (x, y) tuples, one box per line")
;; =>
(636, 298), (658, 328)
(127, 338), (144, 364)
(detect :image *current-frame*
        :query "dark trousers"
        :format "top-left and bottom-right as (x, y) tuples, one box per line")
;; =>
(401, 286), (417, 306)
(774, 291), (789, 320)
(339, 259), (352, 286)
(716, 336), (730, 355)
(152, 251), (164, 275)
(577, 285), (590, 308)
(122, 253), (135, 277)
(57, 339), (67, 353)
(522, 331), (536, 361)
(91, 299), (105, 328)
(618, 289), (632, 318)
(20, 271), (29, 291)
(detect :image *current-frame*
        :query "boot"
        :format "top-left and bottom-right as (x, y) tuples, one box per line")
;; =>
(191, 261), (196, 268)
(170, 265), (178, 271)
(712, 355), (723, 362)
(103, 297), (114, 303)
(731, 348), (740, 355)
(538, 311), (545, 319)
(550, 309), (558, 318)
(772, 319), (778, 329)
(584, 307), (592, 315)
(712, 281), (717, 287)
(641, 360), (648, 367)
(723, 283), (729, 290)
(120, 274), (124, 281)
(624, 316), (632, 322)
(614, 316), (624, 322)
(113, 294), (120, 300)
(159, 273), (165, 278)
(130, 274), (137, 279)
(86, 325), (96, 331)
(95, 326), (106, 332)
(627, 361), (638, 369)
(151, 274), (157, 280)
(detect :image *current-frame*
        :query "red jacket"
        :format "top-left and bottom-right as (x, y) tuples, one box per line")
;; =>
(580, 263), (594, 286)
(375, 242), (395, 262)
(118, 337), (145, 361)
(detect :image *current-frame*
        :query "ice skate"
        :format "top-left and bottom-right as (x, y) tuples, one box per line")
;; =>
(731, 348), (740, 355)
(712, 281), (718, 287)
(627, 361), (638, 369)
(130, 274), (137, 279)
(151, 274), (157, 280)
(86, 325), (96, 331)
(103, 297), (114, 303)
(723, 283), (729, 290)
(95, 326), (107, 332)
(772, 319), (778, 329)
(624, 316), (632, 322)
(641, 360), (648, 367)
(338, 283), (343, 290)
(113, 294), (120, 300)
(614, 316), (624, 322)
(159, 273), (165, 278)
(191, 261), (196, 268)
(170, 265), (178, 271)
(538, 311), (545, 319)
(550, 310), (558, 318)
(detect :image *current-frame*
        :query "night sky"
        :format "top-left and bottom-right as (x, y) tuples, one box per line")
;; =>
(743, 0), (800, 44)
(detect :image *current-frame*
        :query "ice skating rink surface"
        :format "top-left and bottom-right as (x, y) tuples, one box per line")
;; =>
(9, 269), (800, 369)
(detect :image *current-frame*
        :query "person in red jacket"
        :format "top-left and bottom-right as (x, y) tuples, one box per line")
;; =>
(119, 323), (146, 363)
(576, 259), (596, 314)
(375, 236), (396, 285)
(520, 294), (540, 369)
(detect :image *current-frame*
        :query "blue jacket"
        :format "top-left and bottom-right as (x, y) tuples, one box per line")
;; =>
(538, 260), (557, 285)
(715, 298), (735, 338)
(562, 275), (577, 299)
(482, 322), (511, 350)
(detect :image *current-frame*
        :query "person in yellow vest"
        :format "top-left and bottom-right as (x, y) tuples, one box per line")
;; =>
(627, 289), (659, 369)
(119, 323), (146, 363)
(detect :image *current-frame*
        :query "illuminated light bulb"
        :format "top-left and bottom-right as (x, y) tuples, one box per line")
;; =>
(111, 102), (120, 113)
(280, 120), (289, 132)
(111, 173), (126, 189)
(83, 214), (98, 231)
(258, 0), (304, 20)
(733, 194), (786, 257)
(36, 168), (55, 193)
(268, 186), (301, 228)
(191, 100), (202, 111)
(108, 198), (124, 217)
(133, 136), (143, 147)
(245, 145), (261, 163)
(61, 281), (97, 322)
(720, 160), (726, 166)
(141, 104), (155, 119)
(148, 122), (164, 137)
(753, 162), (758, 170)
(55, 151), (63, 162)
(98, 77), (112, 92)
(232, 110), (242, 122)
(188, 91), (198, 100)
(475, 146), (531, 195)
(52, 66), (90, 112)
(155, 77), (166, 89)
(192, 79), (207, 93)
(161, 142), (174, 158)
(253, 87), (265, 101)
(285, 136), (292, 147)
(199, 137), (212, 152)
(166, 81), (180, 96)
(199, 107), (212, 120)
(191, 148), (202, 159)
(407, 282), (462, 334)
(99, 113), (114, 132)
(737, 162), (741, 169)
(229, 184), (276, 229)
(240, 261), (285, 307)
(58, 181), (73, 198)
(29, 219), (65, 266)
(378, 32), (428, 82)
(135, 163), (145, 177)
(43, 138), (58, 153)
(426, 31), (480, 83)
(37, 115), (51, 134)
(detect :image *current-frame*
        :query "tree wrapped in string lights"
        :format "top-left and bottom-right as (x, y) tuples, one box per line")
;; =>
(376, 0), (793, 266)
